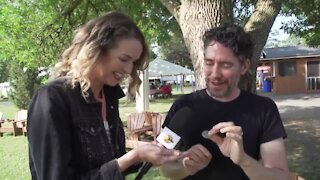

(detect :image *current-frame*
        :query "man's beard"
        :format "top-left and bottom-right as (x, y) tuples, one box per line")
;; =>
(205, 77), (233, 99)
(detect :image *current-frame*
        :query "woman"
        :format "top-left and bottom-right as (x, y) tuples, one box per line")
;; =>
(27, 11), (181, 180)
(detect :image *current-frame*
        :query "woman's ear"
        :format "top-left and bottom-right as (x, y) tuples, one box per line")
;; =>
(241, 59), (250, 75)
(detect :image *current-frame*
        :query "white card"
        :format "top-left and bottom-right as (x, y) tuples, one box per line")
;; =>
(156, 127), (181, 149)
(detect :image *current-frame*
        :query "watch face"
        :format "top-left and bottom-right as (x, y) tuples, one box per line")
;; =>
(157, 127), (181, 149)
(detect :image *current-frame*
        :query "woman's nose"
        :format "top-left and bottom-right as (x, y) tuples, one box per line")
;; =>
(123, 63), (133, 74)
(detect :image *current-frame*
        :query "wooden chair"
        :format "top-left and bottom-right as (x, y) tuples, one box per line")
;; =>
(289, 172), (305, 180)
(150, 113), (165, 141)
(0, 112), (17, 136)
(13, 110), (28, 136)
(0, 110), (28, 137)
(125, 112), (153, 148)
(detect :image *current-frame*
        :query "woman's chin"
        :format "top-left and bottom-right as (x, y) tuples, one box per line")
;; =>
(104, 79), (119, 87)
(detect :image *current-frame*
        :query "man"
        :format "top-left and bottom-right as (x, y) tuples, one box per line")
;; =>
(160, 24), (289, 180)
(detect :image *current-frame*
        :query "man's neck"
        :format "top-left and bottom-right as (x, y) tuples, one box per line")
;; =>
(206, 88), (241, 102)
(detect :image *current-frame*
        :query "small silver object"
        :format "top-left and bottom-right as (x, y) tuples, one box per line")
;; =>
(201, 130), (210, 139)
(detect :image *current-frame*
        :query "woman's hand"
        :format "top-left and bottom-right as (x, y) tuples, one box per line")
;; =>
(134, 143), (182, 166)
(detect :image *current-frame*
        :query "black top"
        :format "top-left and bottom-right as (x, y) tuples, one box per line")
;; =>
(163, 89), (287, 180)
(27, 77), (139, 180)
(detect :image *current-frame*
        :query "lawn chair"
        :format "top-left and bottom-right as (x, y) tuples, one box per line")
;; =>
(150, 113), (165, 141)
(125, 112), (153, 148)
(289, 172), (305, 180)
(13, 110), (28, 136)
(0, 112), (18, 136)
(0, 110), (28, 137)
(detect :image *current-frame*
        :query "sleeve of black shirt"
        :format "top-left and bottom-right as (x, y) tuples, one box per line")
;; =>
(260, 98), (287, 144)
(27, 85), (123, 180)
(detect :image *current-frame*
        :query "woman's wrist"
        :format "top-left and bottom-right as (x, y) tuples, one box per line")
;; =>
(117, 148), (141, 172)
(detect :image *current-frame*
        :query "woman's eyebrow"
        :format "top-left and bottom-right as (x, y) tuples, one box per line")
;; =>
(122, 54), (132, 59)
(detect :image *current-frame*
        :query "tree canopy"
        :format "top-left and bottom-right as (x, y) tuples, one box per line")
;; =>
(282, 0), (320, 47)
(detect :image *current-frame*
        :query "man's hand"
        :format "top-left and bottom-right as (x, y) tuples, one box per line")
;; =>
(209, 121), (245, 165)
(181, 144), (212, 176)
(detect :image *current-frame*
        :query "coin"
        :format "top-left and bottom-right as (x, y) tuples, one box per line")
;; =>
(202, 130), (210, 139)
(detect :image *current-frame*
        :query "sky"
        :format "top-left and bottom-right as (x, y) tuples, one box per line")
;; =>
(270, 15), (295, 40)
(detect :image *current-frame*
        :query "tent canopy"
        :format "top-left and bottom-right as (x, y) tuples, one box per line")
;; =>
(149, 59), (193, 77)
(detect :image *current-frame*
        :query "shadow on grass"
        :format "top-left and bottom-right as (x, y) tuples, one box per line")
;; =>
(258, 91), (320, 103)
(284, 119), (320, 180)
(279, 105), (320, 121)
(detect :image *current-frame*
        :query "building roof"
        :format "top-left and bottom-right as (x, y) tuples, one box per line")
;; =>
(260, 46), (320, 61)
(149, 58), (193, 77)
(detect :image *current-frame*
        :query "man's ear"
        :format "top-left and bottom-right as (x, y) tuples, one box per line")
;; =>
(241, 59), (250, 75)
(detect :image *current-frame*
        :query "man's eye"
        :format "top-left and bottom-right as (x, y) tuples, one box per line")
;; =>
(120, 58), (128, 62)
(223, 63), (232, 68)
(205, 60), (213, 65)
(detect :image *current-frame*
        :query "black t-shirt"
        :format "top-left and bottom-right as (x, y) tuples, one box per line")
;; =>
(163, 89), (287, 180)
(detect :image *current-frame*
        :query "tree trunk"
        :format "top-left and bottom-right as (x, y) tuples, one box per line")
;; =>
(243, 0), (282, 92)
(178, 0), (233, 89)
(160, 0), (282, 91)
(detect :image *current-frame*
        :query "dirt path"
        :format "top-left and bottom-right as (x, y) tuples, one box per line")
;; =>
(259, 92), (320, 179)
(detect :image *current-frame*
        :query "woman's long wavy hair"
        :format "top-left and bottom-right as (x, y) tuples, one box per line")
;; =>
(51, 11), (149, 97)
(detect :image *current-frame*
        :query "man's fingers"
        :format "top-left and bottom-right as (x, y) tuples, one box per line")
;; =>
(183, 157), (198, 169)
(211, 121), (235, 131)
(220, 126), (242, 135)
(177, 151), (189, 160)
(226, 132), (242, 143)
(187, 145), (212, 164)
(193, 144), (212, 159)
(209, 133), (224, 145)
(159, 148), (181, 156)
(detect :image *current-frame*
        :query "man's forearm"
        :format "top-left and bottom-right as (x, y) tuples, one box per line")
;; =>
(160, 161), (188, 180)
(239, 154), (289, 180)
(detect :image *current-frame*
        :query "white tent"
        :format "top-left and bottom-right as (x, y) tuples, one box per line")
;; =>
(149, 58), (193, 78)
(0, 82), (10, 98)
(136, 59), (194, 112)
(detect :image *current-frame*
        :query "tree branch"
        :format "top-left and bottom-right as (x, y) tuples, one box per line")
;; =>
(244, 0), (282, 62)
(88, 1), (99, 15)
(61, 0), (83, 17)
(82, 0), (89, 24)
(159, 0), (181, 22)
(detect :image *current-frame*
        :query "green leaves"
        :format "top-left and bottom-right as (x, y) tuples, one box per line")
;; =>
(282, 0), (320, 46)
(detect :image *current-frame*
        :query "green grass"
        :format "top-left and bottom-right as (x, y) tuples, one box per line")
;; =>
(0, 90), (190, 180)
(0, 101), (18, 120)
(1, 87), (319, 179)
(0, 136), (30, 180)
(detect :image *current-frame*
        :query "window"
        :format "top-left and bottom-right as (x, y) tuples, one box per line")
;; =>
(307, 61), (320, 77)
(278, 61), (296, 76)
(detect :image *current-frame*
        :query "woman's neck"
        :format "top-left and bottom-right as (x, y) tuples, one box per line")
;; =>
(89, 75), (103, 99)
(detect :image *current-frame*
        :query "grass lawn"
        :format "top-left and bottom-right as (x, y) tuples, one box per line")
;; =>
(0, 87), (190, 180)
(0, 101), (18, 119)
(0, 88), (319, 179)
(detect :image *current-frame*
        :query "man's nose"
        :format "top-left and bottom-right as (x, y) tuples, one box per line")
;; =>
(210, 65), (222, 78)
